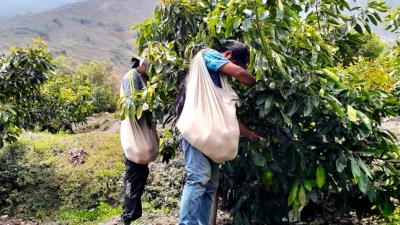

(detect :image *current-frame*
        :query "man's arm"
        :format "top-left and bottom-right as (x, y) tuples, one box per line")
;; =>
(238, 120), (262, 141)
(218, 62), (256, 87)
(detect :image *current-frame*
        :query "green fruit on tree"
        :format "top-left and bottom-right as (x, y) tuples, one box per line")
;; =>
(250, 204), (256, 212)
(261, 169), (274, 185)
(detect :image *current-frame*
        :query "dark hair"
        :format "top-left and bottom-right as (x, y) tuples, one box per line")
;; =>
(217, 41), (250, 69)
(131, 57), (140, 68)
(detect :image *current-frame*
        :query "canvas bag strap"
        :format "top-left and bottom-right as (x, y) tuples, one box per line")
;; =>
(128, 69), (146, 97)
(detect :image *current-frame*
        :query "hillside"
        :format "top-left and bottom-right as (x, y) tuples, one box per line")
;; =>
(0, 0), (159, 75)
(0, 0), (82, 17)
(0, 0), (398, 76)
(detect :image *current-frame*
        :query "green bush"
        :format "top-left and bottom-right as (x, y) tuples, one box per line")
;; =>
(52, 17), (63, 27)
(92, 86), (118, 113)
(0, 38), (54, 148)
(0, 141), (61, 215)
(76, 60), (119, 113)
(30, 66), (95, 133)
(24, 57), (119, 133)
(0, 131), (124, 219)
(144, 156), (185, 211)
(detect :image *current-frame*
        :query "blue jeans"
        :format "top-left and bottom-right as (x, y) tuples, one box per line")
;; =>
(178, 136), (220, 225)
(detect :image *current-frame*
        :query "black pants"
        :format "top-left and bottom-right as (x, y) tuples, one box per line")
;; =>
(121, 158), (149, 224)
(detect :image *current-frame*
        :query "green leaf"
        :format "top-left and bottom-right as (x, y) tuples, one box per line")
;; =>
(287, 100), (299, 116)
(280, 110), (292, 126)
(252, 151), (265, 167)
(155, 60), (163, 73)
(358, 159), (374, 178)
(264, 95), (274, 112)
(321, 68), (343, 88)
(368, 15), (378, 26)
(354, 23), (363, 34)
(298, 184), (307, 205)
(259, 10), (270, 20)
(386, 164), (400, 176)
(309, 189), (318, 202)
(364, 23), (371, 34)
(243, 18), (252, 31)
(256, 93), (268, 105)
(369, 95), (383, 109)
(328, 99), (345, 117)
(303, 180), (312, 191)
(379, 201), (392, 218)
(351, 158), (361, 182)
(336, 158), (345, 173)
(358, 172), (369, 194)
(304, 97), (313, 117)
(316, 165), (326, 188)
(347, 105), (357, 122)
(136, 104), (143, 119)
(356, 110), (372, 131)
(288, 183), (299, 206)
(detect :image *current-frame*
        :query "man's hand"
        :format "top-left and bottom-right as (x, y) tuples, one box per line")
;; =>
(248, 132), (263, 142)
(238, 121), (264, 142)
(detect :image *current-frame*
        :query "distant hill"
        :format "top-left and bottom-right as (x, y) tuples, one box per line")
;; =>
(0, 0), (160, 75)
(0, 0), (397, 76)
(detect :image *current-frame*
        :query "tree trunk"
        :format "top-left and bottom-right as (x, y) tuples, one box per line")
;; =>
(209, 190), (218, 225)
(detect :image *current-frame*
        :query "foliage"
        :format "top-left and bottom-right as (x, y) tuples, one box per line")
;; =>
(76, 60), (119, 113)
(55, 202), (122, 225)
(52, 17), (63, 27)
(0, 37), (55, 148)
(26, 58), (119, 133)
(0, 140), (62, 215)
(0, 130), (124, 219)
(129, 0), (400, 223)
(34, 63), (94, 133)
(341, 56), (397, 93)
(143, 152), (185, 211)
(0, 115), (182, 223)
(358, 33), (388, 59)
(386, 5), (400, 34)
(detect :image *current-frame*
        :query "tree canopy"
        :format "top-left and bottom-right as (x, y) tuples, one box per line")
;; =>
(126, 0), (400, 223)
(0, 38), (55, 148)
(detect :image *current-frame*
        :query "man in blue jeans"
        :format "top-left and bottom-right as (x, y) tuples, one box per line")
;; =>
(178, 41), (262, 225)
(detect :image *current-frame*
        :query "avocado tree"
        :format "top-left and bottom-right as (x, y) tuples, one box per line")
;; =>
(125, 0), (400, 223)
(0, 37), (55, 148)
(27, 58), (118, 133)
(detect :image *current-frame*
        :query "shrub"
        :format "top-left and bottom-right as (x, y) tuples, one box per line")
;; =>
(74, 17), (91, 25)
(0, 38), (54, 148)
(52, 17), (63, 27)
(0, 141), (61, 215)
(0, 131), (124, 218)
(112, 22), (124, 32)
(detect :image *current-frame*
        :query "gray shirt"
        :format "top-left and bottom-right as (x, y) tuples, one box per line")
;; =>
(121, 69), (148, 96)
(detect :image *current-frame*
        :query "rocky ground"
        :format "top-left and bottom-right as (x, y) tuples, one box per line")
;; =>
(1, 116), (399, 225)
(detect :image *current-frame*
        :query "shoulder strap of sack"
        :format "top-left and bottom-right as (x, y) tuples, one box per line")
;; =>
(169, 48), (211, 125)
(128, 69), (146, 95)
